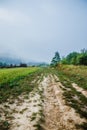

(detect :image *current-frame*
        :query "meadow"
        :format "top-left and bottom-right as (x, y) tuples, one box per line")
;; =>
(0, 67), (40, 103)
(0, 67), (39, 88)
(57, 65), (87, 90)
(0, 66), (87, 130)
(55, 65), (87, 128)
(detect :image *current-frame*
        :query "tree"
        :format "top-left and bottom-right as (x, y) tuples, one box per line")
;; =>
(61, 57), (68, 64)
(50, 52), (61, 67)
(19, 63), (27, 67)
(79, 55), (87, 65)
(61, 49), (87, 65)
(0, 62), (3, 68)
(66, 52), (79, 65)
(77, 53), (87, 65)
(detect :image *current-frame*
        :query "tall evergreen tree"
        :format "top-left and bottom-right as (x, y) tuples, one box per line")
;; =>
(50, 52), (60, 66)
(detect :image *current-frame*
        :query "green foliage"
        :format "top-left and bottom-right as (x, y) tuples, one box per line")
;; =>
(61, 49), (87, 65)
(0, 120), (10, 130)
(50, 52), (61, 67)
(57, 65), (87, 90)
(0, 67), (40, 103)
(0, 67), (38, 88)
(77, 53), (87, 65)
(61, 57), (68, 64)
(55, 65), (87, 122)
(66, 52), (79, 65)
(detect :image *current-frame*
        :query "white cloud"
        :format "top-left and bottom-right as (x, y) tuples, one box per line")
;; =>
(0, 8), (31, 24)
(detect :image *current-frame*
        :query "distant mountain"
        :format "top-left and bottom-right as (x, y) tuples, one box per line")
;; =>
(0, 56), (22, 65)
(0, 56), (48, 66)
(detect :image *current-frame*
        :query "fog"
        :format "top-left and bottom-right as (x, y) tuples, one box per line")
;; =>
(0, 0), (87, 63)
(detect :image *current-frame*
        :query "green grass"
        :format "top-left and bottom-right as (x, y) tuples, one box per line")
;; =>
(57, 65), (87, 90)
(0, 67), (39, 88)
(54, 65), (87, 118)
(54, 65), (87, 130)
(0, 66), (87, 130)
(0, 67), (43, 130)
(0, 120), (10, 130)
(0, 67), (40, 103)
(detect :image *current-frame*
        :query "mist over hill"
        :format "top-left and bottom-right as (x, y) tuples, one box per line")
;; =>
(0, 56), (21, 65)
(0, 55), (48, 67)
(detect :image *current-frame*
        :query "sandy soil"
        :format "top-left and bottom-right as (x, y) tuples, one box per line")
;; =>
(72, 83), (87, 97)
(0, 86), (43, 130)
(41, 75), (86, 130)
(0, 74), (86, 130)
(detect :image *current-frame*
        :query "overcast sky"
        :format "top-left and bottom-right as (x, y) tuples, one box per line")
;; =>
(0, 0), (87, 63)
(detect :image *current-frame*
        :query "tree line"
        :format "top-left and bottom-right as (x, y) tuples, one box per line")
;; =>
(51, 49), (87, 66)
(0, 63), (27, 68)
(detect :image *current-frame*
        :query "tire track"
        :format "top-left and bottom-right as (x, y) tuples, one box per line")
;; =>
(41, 75), (86, 130)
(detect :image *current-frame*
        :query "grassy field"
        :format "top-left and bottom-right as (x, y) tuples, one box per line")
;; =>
(0, 67), (44, 130)
(0, 66), (87, 130)
(0, 67), (40, 103)
(55, 65), (87, 129)
(57, 65), (87, 90)
(0, 67), (39, 88)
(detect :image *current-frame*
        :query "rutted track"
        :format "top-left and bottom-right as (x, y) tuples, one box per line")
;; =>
(41, 75), (86, 130)
(0, 73), (87, 130)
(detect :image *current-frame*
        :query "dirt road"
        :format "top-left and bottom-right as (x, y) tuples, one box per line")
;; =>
(0, 74), (86, 130)
(41, 75), (86, 130)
